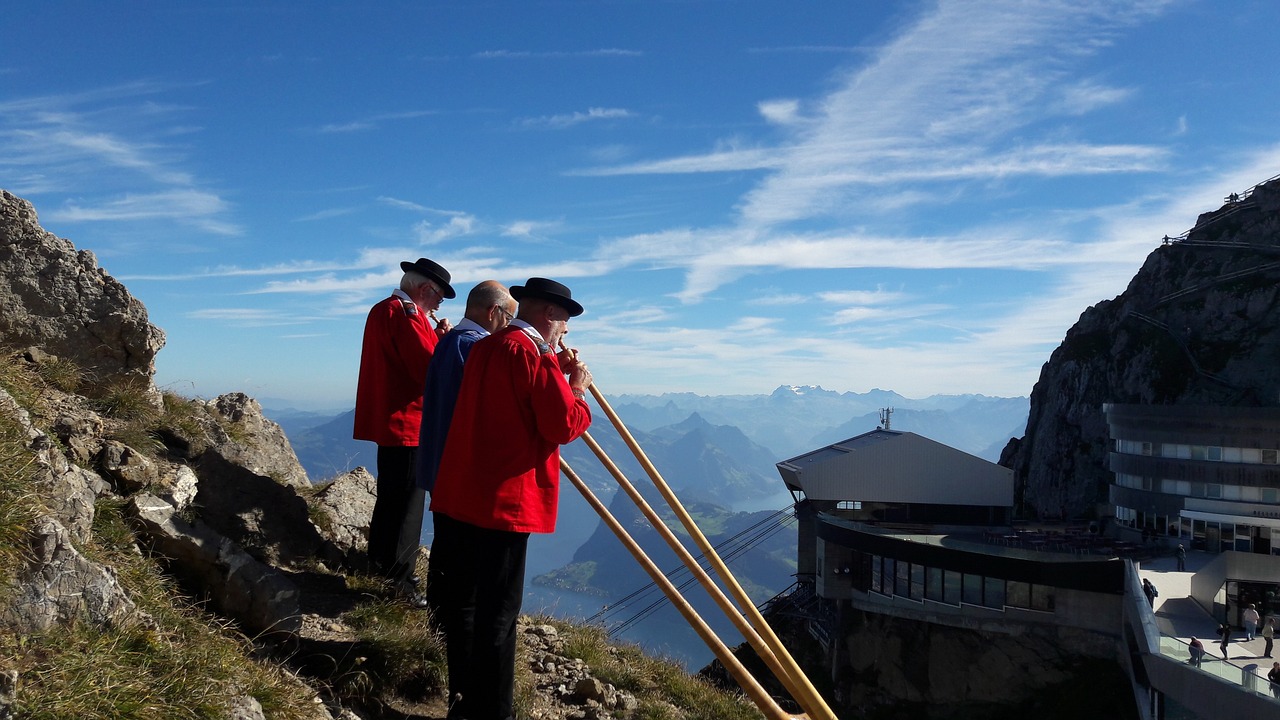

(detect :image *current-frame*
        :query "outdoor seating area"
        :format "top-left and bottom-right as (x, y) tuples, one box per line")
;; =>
(982, 526), (1148, 558)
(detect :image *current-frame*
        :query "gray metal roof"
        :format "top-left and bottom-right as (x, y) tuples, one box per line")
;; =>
(777, 428), (1012, 505)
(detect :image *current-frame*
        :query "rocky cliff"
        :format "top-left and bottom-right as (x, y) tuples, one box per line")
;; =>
(0, 190), (165, 402)
(1003, 175), (1280, 517)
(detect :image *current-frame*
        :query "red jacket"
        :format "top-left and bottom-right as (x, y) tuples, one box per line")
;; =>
(353, 292), (438, 446)
(430, 325), (591, 533)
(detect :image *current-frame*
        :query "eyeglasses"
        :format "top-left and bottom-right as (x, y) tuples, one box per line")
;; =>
(494, 305), (514, 324)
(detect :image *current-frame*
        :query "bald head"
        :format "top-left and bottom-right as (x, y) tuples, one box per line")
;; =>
(464, 280), (517, 333)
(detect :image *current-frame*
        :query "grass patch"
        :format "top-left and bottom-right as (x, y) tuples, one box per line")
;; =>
(339, 599), (447, 701)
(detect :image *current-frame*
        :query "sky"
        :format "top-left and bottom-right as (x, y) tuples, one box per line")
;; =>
(3, 0), (1280, 410)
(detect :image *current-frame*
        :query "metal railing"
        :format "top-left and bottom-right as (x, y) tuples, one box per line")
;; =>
(1158, 634), (1280, 702)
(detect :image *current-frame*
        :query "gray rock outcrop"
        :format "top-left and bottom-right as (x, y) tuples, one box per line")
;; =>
(1005, 176), (1280, 517)
(206, 393), (310, 489)
(0, 189), (165, 397)
(2, 516), (137, 633)
(127, 493), (302, 638)
(310, 467), (377, 556)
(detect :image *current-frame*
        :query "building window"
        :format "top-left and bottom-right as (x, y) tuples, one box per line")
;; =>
(926, 567), (943, 602)
(910, 563), (925, 600)
(1031, 585), (1055, 612)
(1264, 449), (1278, 465)
(1207, 446), (1222, 461)
(983, 577), (1005, 609)
(1206, 484), (1222, 499)
(1007, 581), (1031, 609)
(962, 574), (983, 606)
(943, 570), (962, 606)
(1263, 488), (1280, 504)
(895, 560), (910, 598)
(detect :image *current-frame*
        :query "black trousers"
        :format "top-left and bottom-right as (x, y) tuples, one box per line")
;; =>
(432, 512), (528, 720)
(369, 446), (424, 581)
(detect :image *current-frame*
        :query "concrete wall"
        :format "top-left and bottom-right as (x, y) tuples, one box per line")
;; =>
(1189, 550), (1280, 614)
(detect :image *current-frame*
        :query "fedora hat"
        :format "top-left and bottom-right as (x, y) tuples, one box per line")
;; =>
(399, 257), (456, 299)
(511, 277), (583, 317)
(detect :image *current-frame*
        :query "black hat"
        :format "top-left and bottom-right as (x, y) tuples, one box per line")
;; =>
(399, 257), (456, 299)
(511, 277), (583, 317)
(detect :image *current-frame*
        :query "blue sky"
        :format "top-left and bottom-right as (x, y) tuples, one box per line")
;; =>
(4, 1), (1279, 410)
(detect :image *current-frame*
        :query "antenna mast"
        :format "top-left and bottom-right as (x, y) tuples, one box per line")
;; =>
(879, 407), (893, 430)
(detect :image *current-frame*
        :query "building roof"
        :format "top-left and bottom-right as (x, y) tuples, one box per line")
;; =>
(776, 428), (1013, 506)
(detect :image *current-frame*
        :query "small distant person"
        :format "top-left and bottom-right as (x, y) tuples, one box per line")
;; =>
(1270, 661), (1280, 699)
(1188, 637), (1204, 667)
(1176, 543), (1186, 571)
(1142, 578), (1158, 608)
(1219, 622), (1232, 659)
(1264, 617), (1276, 658)
(430, 277), (593, 720)
(1244, 603), (1261, 641)
(409, 280), (517, 618)
(353, 257), (454, 586)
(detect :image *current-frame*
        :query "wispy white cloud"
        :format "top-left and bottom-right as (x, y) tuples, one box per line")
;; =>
(521, 107), (633, 129)
(44, 190), (241, 235)
(757, 99), (802, 126)
(314, 110), (436, 134)
(185, 308), (326, 327)
(414, 214), (477, 244)
(502, 219), (561, 239)
(473, 48), (642, 59)
(293, 206), (359, 222)
(0, 80), (239, 236)
(1051, 79), (1134, 116)
(378, 196), (430, 213)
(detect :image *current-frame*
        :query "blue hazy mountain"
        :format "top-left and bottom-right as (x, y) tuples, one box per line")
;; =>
(266, 385), (1027, 483)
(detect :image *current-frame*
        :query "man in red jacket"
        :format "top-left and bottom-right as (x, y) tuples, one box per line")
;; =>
(430, 277), (592, 720)
(353, 257), (453, 586)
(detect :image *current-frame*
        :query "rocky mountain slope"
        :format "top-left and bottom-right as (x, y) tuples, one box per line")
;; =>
(1003, 175), (1280, 517)
(0, 189), (772, 719)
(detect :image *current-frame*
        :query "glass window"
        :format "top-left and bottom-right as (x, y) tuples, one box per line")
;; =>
(1191, 446), (1207, 461)
(983, 577), (1005, 609)
(943, 570), (962, 606)
(1031, 585), (1055, 612)
(1007, 581), (1032, 609)
(1262, 488), (1280, 503)
(910, 563), (925, 600)
(871, 555), (883, 594)
(925, 567), (942, 601)
(1142, 442), (1153, 456)
(1207, 446), (1222, 461)
(895, 560), (910, 598)
(1220, 524), (1235, 553)
(1264, 449), (1278, 465)
(962, 573), (983, 605)
(1206, 484), (1222, 498)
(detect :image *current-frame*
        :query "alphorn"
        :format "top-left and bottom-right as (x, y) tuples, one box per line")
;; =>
(561, 345), (835, 720)
(578, 431), (811, 710)
(559, 458), (796, 720)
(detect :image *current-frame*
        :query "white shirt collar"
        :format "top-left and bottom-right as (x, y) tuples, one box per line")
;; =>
(454, 317), (487, 335)
(511, 319), (553, 353)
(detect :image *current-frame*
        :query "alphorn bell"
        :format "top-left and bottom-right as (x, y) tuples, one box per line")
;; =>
(559, 459), (798, 720)
(559, 343), (834, 720)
